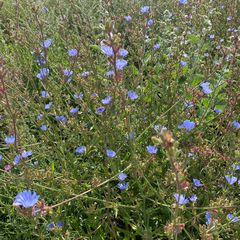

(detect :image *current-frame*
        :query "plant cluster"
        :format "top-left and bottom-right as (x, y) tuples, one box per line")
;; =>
(0, 0), (239, 239)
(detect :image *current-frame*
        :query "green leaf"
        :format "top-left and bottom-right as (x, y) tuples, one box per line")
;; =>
(51, 161), (55, 173)
(178, 75), (187, 84)
(182, 66), (189, 75)
(202, 43), (210, 52)
(131, 66), (139, 76)
(144, 53), (152, 64)
(188, 34), (200, 44)
(191, 74), (205, 86)
(202, 98), (209, 108)
(89, 44), (99, 50)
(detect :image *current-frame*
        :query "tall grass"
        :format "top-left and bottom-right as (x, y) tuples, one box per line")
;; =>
(0, 0), (240, 239)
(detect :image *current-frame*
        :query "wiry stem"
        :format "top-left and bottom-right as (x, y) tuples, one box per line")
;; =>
(0, 60), (18, 150)
(49, 164), (132, 210)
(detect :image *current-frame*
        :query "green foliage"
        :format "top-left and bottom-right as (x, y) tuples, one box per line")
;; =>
(0, 0), (240, 239)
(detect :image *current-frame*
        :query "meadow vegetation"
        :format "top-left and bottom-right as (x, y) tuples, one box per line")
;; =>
(0, 0), (240, 239)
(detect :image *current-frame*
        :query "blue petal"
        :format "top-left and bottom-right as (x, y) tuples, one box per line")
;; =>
(41, 38), (52, 48)
(116, 59), (128, 70)
(101, 45), (114, 56)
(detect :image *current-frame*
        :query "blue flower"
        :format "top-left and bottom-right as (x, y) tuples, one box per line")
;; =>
(22, 150), (32, 158)
(101, 96), (112, 105)
(48, 223), (55, 230)
(81, 71), (90, 77)
(68, 48), (78, 57)
(147, 19), (153, 26)
(37, 114), (43, 120)
(106, 70), (115, 77)
(56, 221), (64, 227)
(232, 120), (240, 129)
(227, 214), (239, 223)
(118, 48), (128, 57)
(41, 91), (49, 98)
(42, 7), (49, 13)
(174, 193), (189, 205)
(13, 154), (22, 166)
(127, 90), (138, 100)
(39, 51), (45, 57)
(128, 131), (136, 140)
(116, 59), (128, 70)
(37, 68), (49, 79)
(154, 125), (167, 133)
(48, 221), (64, 231)
(200, 82), (212, 94)
(209, 34), (215, 39)
(179, 0), (188, 4)
(154, 43), (161, 50)
(45, 102), (52, 110)
(74, 92), (84, 99)
(178, 120), (195, 131)
(4, 164), (11, 171)
(180, 60), (187, 66)
(118, 172), (127, 181)
(206, 211), (212, 225)
(124, 16), (132, 21)
(204, 52), (209, 58)
(55, 115), (67, 123)
(101, 45), (114, 56)
(232, 163), (240, 171)
(184, 101), (193, 108)
(5, 135), (16, 144)
(153, 125), (161, 132)
(193, 178), (203, 187)
(35, 58), (46, 65)
(40, 125), (48, 131)
(106, 149), (116, 158)
(41, 38), (52, 48)
(190, 194), (197, 202)
(140, 6), (150, 13)
(0, 155), (2, 161)
(75, 146), (86, 154)
(70, 107), (79, 114)
(214, 108), (222, 114)
(225, 175), (237, 185)
(96, 106), (105, 114)
(117, 182), (128, 190)
(63, 69), (73, 77)
(13, 190), (40, 208)
(146, 145), (158, 154)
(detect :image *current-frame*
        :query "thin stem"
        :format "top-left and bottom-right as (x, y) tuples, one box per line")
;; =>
(0, 66), (18, 150)
(49, 164), (132, 210)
